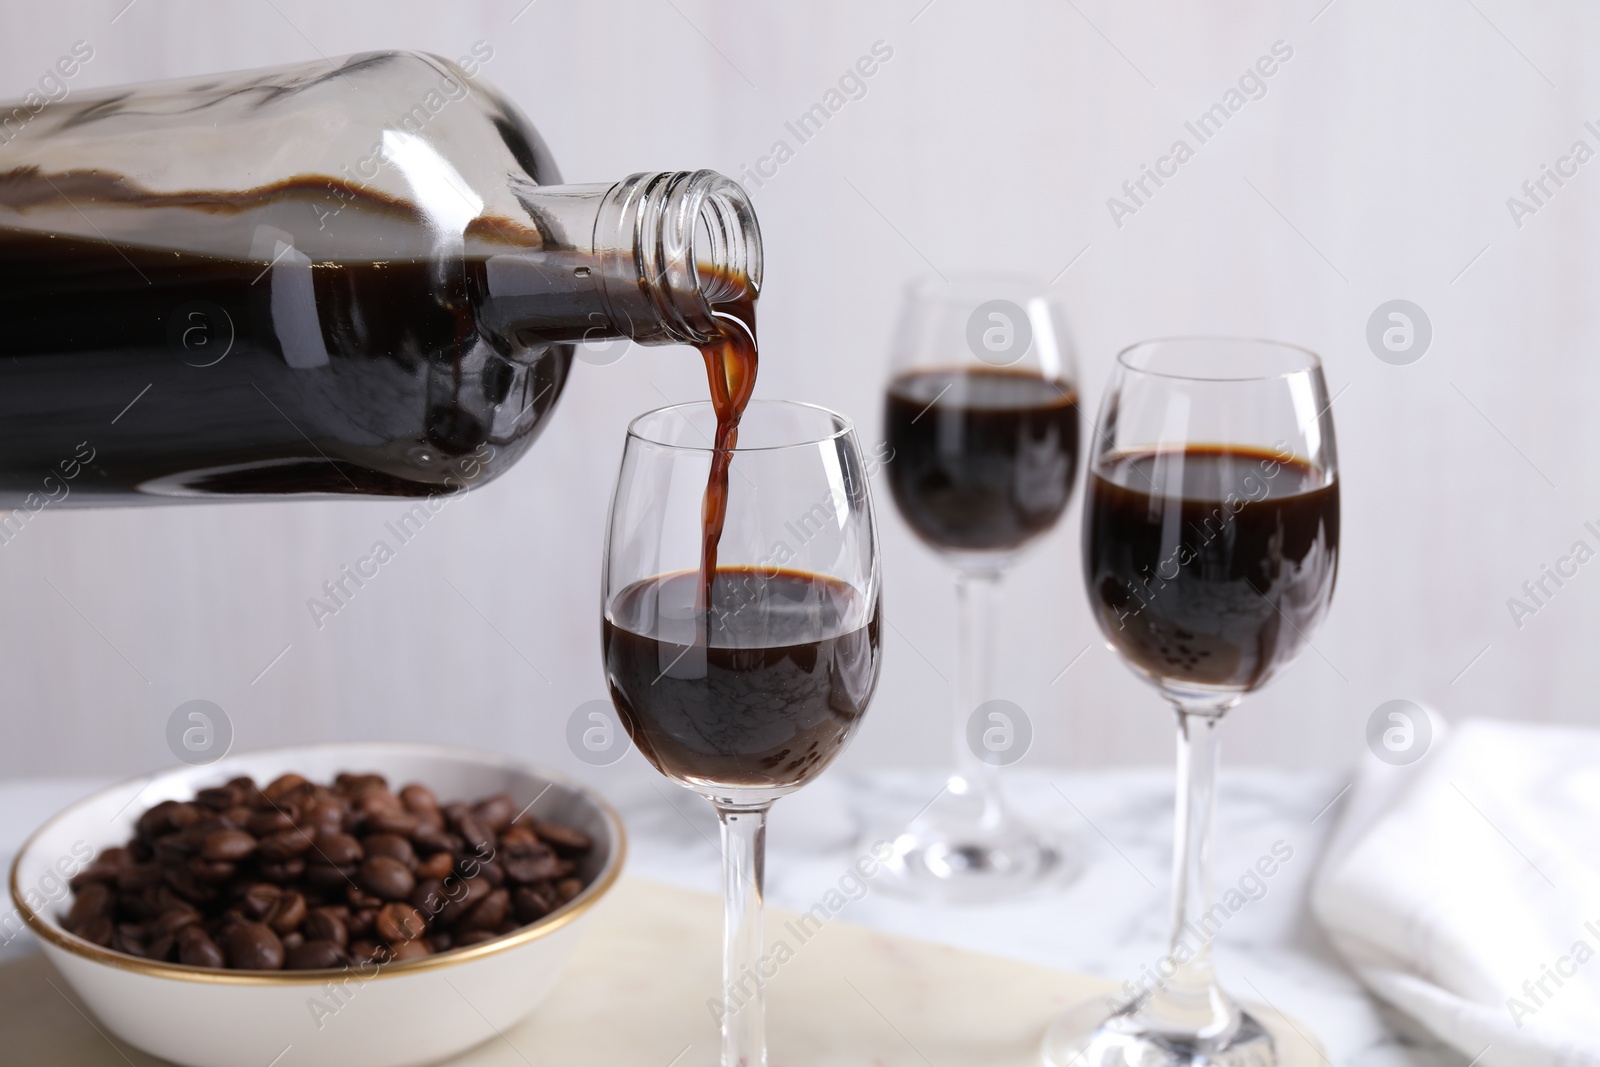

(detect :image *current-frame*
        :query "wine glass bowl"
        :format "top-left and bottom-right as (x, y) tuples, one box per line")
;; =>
(884, 276), (1081, 569)
(1044, 337), (1339, 1067)
(1083, 338), (1339, 706)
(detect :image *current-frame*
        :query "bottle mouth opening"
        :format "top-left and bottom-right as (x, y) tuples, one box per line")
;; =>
(597, 171), (762, 346)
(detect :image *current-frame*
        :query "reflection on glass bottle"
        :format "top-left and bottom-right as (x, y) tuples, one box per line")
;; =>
(0, 51), (760, 507)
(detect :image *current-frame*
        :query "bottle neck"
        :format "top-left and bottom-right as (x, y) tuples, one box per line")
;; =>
(501, 170), (761, 348)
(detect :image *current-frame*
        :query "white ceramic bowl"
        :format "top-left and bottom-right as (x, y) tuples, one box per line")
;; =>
(10, 742), (626, 1067)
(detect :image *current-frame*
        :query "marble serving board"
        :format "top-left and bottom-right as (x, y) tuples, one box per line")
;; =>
(4, 876), (1327, 1066)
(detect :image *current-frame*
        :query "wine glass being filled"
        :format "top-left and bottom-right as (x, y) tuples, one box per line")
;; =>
(602, 400), (883, 1067)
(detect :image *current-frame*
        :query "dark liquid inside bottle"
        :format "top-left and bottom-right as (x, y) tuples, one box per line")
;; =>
(1084, 446), (1339, 691)
(0, 176), (580, 506)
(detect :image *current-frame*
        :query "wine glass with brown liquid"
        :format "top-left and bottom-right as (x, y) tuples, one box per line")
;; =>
(603, 400), (882, 1067)
(875, 276), (1081, 902)
(1042, 338), (1340, 1067)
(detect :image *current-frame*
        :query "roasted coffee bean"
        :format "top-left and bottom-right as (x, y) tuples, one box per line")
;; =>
(66, 882), (113, 928)
(476, 859), (506, 888)
(473, 794), (515, 834)
(347, 908), (376, 939)
(186, 857), (237, 884)
(428, 931), (452, 952)
(147, 933), (177, 961)
(416, 852), (454, 881)
(116, 861), (163, 893)
(410, 878), (448, 916)
(348, 938), (380, 964)
(221, 805), (256, 829)
(375, 902), (427, 943)
(362, 833), (416, 869)
(138, 800), (201, 840)
(400, 784), (439, 814)
(201, 829), (257, 862)
(240, 883), (282, 919)
(286, 939), (348, 970)
(258, 858), (307, 883)
(302, 796), (346, 834)
(70, 848), (132, 890)
(257, 827), (315, 862)
(455, 929), (499, 948)
(499, 825), (538, 851)
(153, 904), (202, 937)
(360, 856), (415, 901)
(314, 831), (363, 867)
(368, 811), (422, 837)
(263, 773), (309, 802)
(247, 810), (295, 837)
(411, 830), (461, 857)
(337, 772), (388, 794)
(503, 843), (561, 884)
(351, 785), (399, 811)
(163, 865), (218, 905)
(345, 885), (384, 911)
(531, 820), (593, 854)
(389, 938), (432, 962)
(153, 836), (196, 865)
(458, 888), (510, 932)
(436, 877), (491, 927)
(453, 814), (494, 856)
(513, 885), (554, 924)
(228, 778), (268, 809)
(280, 931), (304, 951)
(177, 926), (224, 968)
(265, 890), (307, 935)
(555, 877), (584, 904)
(225, 922), (284, 970)
(303, 909), (348, 948)
(304, 862), (355, 891)
(195, 786), (239, 810)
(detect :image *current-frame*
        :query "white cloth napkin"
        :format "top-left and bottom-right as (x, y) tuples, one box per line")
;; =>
(1313, 717), (1600, 1067)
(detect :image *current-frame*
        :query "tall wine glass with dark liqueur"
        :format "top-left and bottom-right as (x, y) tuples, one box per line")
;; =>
(603, 400), (882, 1067)
(877, 276), (1081, 902)
(1043, 338), (1340, 1067)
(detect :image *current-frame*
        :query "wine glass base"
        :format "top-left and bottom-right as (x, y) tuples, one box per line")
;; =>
(1041, 999), (1278, 1067)
(873, 819), (1080, 904)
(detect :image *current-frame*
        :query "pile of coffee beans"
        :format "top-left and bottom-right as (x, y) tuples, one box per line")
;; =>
(61, 772), (594, 971)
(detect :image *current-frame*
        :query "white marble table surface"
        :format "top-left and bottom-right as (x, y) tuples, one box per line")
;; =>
(0, 770), (1464, 1066)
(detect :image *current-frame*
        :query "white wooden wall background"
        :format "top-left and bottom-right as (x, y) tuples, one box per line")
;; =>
(0, 0), (1596, 786)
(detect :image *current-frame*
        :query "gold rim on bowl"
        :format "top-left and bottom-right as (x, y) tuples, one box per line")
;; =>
(8, 743), (628, 986)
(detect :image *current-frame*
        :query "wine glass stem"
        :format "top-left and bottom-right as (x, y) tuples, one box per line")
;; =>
(952, 569), (1003, 810)
(715, 802), (771, 1067)
(1135, 705), (1239, 1039)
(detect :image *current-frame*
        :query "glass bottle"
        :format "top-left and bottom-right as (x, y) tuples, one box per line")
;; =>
(0, 50), (760, 507)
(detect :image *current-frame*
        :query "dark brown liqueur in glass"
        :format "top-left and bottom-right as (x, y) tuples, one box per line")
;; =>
(1084, 445), (1339, 691)
(884, 367), (1079, 552)
(603, 568), (881, 790)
